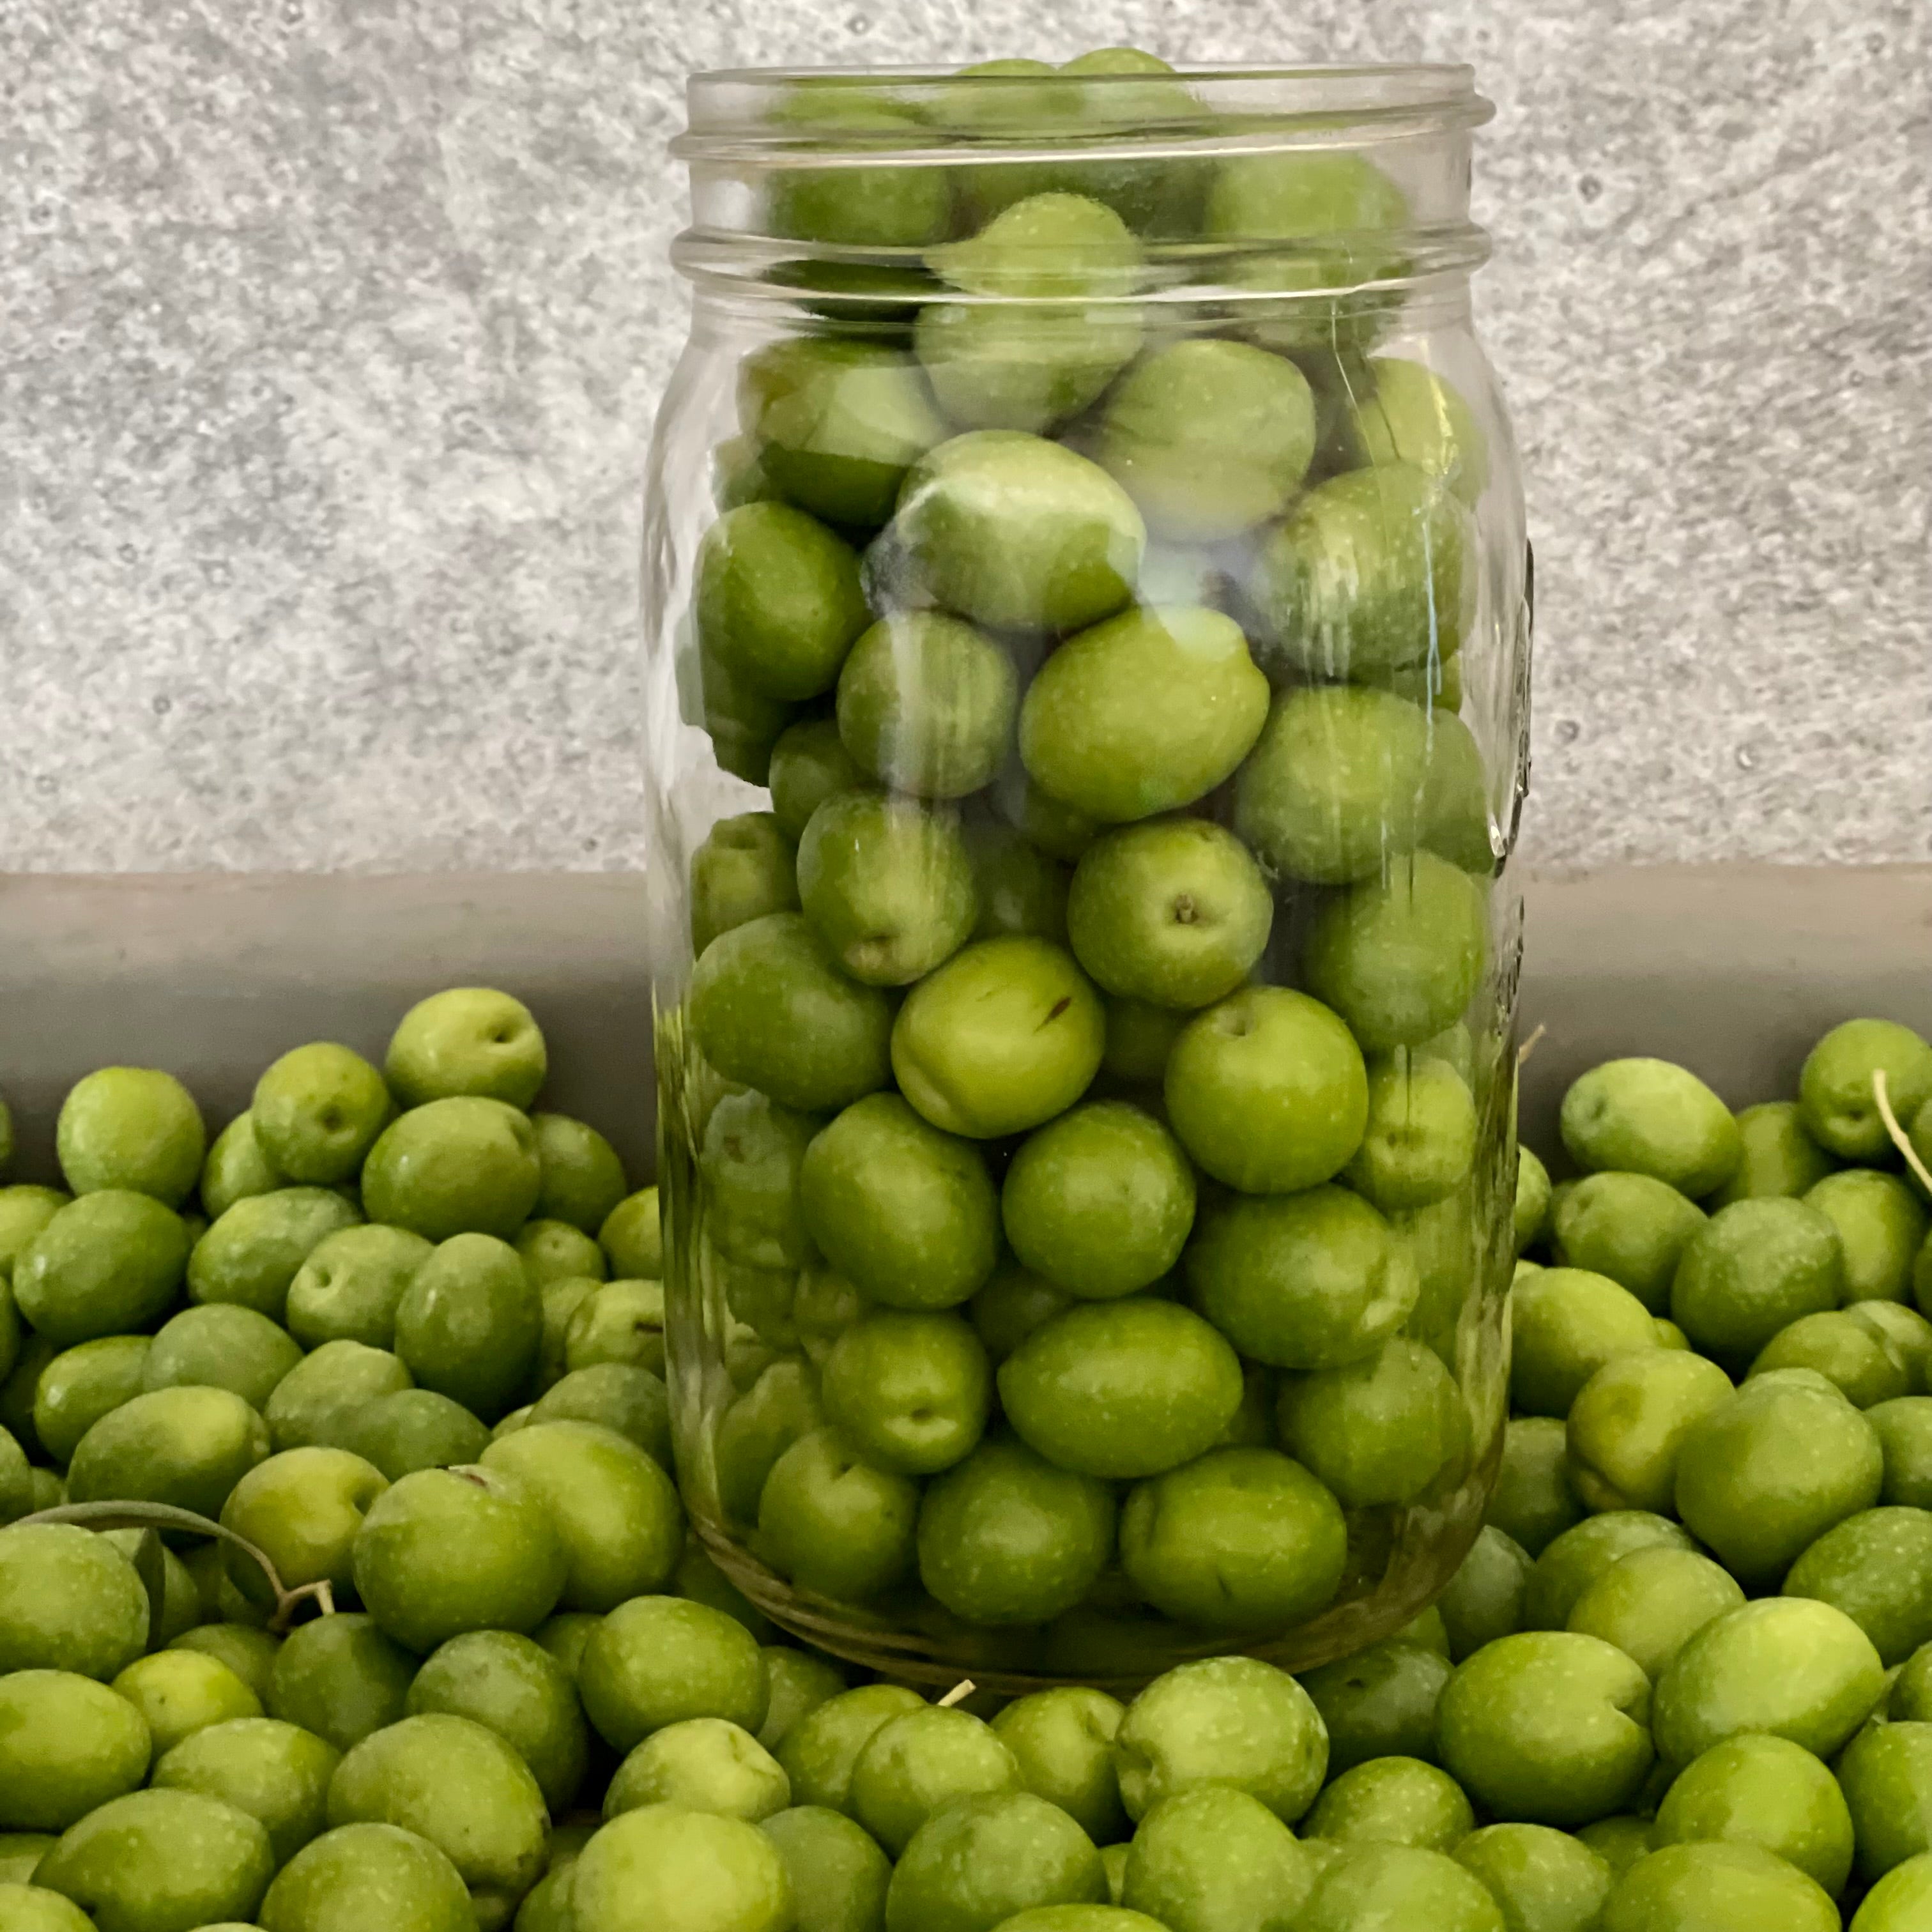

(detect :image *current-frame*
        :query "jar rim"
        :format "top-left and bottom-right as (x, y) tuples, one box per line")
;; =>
(679, 62), (1494, 155)
(690, 60), (1479, 88)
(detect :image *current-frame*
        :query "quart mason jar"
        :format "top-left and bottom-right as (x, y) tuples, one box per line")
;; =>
(648, 58), (1530, 1692)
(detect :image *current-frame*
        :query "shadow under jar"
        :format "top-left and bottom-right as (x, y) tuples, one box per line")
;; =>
(648, 56), (1531, 1694)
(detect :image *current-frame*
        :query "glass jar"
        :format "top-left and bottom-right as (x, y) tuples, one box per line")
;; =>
(648, 57), (1530, 1692)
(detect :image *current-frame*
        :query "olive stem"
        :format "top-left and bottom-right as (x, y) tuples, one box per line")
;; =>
(13, 1499), (336, 1634)
(936, 1678), (977, 1709)
(132, 1529), (170, 1651)
(285, 1579), (338, 1623)
(1516, 1023), (1547, 1068)
(1874, 1071), (1932, 1195)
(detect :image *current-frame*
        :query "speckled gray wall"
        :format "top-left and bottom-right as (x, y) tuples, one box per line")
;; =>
(5, 0), (1928, 875)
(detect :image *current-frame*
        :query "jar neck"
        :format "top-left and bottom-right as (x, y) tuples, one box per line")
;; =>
(672, 62), (1493, 309)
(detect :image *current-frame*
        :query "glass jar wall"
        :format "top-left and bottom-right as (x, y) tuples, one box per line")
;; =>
(646, 58), (1530, 1692)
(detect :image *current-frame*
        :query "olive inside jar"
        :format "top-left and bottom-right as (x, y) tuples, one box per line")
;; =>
(649, 57), (1530, 1691)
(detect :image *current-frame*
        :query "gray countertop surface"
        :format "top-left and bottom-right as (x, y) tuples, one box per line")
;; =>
(5, 0), (1929, 875)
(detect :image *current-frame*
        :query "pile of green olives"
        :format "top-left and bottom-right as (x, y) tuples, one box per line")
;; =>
(0, 987), (732, 1932)
(1399, 1011), (1932, 1932)
(3, 987), (1932, 1930)
(671, 47), (1513, 1675)
(567, 1011), (1931, 1932)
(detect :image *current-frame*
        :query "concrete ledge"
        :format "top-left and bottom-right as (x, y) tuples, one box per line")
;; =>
(4, 866), (1929, 1186)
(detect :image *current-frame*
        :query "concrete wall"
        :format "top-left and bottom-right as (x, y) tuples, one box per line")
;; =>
(6, 0), (1928, 875)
